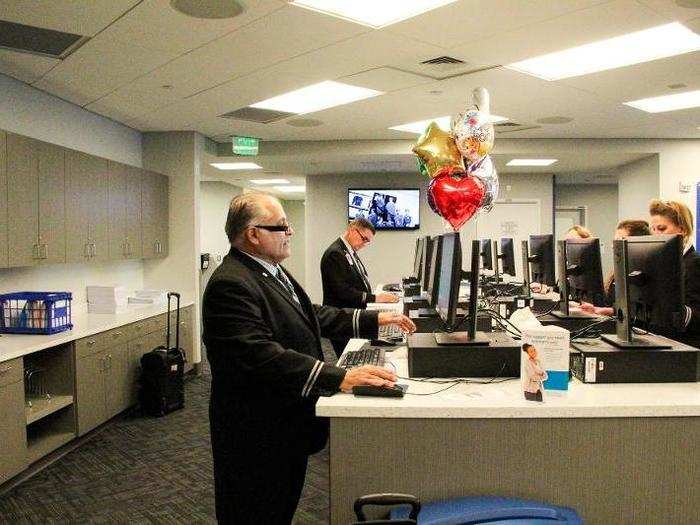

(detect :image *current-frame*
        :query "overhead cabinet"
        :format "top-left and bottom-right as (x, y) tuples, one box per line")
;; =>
(6, 133), (66, 267)
(0, 129), (170, 268)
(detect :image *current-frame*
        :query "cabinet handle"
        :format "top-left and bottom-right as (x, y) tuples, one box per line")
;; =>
(32, 244), (39, 259)
(87, 340), (96, 346)
(91, 243), (97, 257)
(0, 366), (12, 374)
(114, 331), (122, 338)
(41, 244), (48, 259)
(84, 243), (91, 258)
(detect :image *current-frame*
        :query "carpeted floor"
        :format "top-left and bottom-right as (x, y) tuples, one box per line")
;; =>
(0, 346), (333, 524)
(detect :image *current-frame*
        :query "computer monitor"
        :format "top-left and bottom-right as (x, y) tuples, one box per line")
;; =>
(413, 236), (426, 280)
(521, 240), (531, 291)
(480, 239), (493, 271)
(426, 235), (443, 307)
(421, 236), (434, 293)
(602, 235), (685, 349)
(552, 238), (605, 318)
(528, 234), (555, 286)
(499, 238), (516, 277)
(434, 236), (490, 345)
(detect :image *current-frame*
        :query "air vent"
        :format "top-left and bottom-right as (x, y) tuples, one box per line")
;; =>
(219, 106), (295, 124)
(0, 20), (88, 59)
(421, 56), (464, 65)
(494, 121), (522, 127)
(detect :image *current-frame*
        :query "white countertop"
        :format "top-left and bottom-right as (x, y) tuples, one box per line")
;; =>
(316, 339), (700, 419)
(0, 300), (194, 364)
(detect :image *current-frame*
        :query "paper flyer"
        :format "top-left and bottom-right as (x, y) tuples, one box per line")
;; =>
(520, 325), (570, 401)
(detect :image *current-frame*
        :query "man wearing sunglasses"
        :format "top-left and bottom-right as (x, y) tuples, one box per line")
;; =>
(320, 218), (400, 356)
(202, 194), (415, 524)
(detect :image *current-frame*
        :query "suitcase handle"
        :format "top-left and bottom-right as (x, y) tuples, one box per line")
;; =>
(166, 292), (181, 353)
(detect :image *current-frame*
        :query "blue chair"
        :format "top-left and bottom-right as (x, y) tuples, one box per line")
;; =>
(353, 493), (421, 524)
(390, 496), (582, 524)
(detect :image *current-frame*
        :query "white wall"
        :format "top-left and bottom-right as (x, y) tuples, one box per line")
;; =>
(0, 72), (145, 305)
(142, 131), (202, 362)
(555, 184), (618, 274)
(200, 181), (242, 265)
(617, 155), (659, 222)
(0, 73), (141, 166)
(304, 172), (553, 302)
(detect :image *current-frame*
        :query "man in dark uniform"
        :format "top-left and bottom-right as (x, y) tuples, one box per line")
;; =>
(203, 194), (414, 524)
(320, 218), (399, 356)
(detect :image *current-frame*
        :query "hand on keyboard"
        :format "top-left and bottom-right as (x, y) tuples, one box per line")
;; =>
(339, 365), (397, 393)
(378, 311), (416, 335)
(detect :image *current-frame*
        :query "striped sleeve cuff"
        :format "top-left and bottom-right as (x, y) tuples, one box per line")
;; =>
(684, 305), (692, 329)
(362, 292), (367, 305)
(352, 309), (360, 338)
(302, 360), (324, 398)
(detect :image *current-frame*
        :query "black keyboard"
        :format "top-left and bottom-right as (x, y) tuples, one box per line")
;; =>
(382, 283), (402, 292)
(337, 346), (386, 369)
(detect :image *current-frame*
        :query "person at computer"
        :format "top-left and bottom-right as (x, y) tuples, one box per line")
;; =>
(580, 219), (650, 316)
(647, 199), (700, 345)
(522, 343), (547, 402)
(321, 218), (400, 356)
(203, 193), (415, 523)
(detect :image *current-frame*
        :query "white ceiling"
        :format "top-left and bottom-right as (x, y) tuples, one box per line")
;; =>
(1, 0), (699, 177)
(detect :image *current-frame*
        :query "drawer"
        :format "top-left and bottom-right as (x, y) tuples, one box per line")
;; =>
(75, 333), (110, 358)
(0, 358), (23, 388)
(102, 326), (130, 347)
(169, 306), (193, 325)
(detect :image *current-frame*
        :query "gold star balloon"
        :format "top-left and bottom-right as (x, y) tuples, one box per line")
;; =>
(412, 122), (465, 178)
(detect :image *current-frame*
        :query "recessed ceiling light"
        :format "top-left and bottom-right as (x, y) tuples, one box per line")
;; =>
(250, 179), (290, 185)
(289, 0), (458, 28)
(275, 185), (306, 193)
(624, 89), (700, 113)
(506, 23), (700, 81)
(210, 162), (262, 170)
(250, 81), (382, 115)
(389, 114), (508, 134)
(507, 159), (558, 166)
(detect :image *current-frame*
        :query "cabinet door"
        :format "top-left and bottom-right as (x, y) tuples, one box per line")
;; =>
(88, 156), (110, 263)
(108, 161), (127, 260)
(0, 131), (7, 268)
(6, 133), (39, 267)
(142, 171), (169, 258)
(0, 380), (27, 484)
(76, 350), (107, 436)
(125, 166), (143, 259)
(65, 150), (93, 263)
(104, 345), (129, 418)
(37, 140), (66, 265)
(127, 337), (149, 407)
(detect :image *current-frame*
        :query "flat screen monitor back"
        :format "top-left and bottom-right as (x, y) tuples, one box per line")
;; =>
(427, 235), (443, 307)
(480, 239), (493, 271)
(566, 238), (605, 306)
(421, 236), (433, 292)
(436, 232), (462, 328)
(529, 234), (555, 286)
(414, 237), (426, 279)
(500, 238), (516, 276)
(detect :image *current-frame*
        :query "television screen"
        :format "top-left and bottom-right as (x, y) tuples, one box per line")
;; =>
(348, 189), (420, 230)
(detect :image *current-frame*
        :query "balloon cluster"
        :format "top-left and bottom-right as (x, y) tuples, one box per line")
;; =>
(412, 87), (499, 231)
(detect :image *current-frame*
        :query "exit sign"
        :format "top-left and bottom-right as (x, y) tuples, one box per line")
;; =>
(232, 136), (259, 156)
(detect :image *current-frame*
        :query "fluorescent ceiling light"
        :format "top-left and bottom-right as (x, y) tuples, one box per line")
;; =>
(250, 179), (290, 185)
(250, 81), (382, 115)
(507, 159), (558, 166)
(389, 114), (509, 134)
(275, 185), (306, 193)
(210, 162), (262, 170)
(624, 89), (700, 113)
(290, 0), (458, 29)
(506, 23), (700, 81)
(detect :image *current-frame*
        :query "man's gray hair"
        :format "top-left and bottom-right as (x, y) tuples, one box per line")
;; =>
(225, 193), (278, 243)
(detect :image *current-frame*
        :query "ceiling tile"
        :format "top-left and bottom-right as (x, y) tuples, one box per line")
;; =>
(0, 0), (139, 36)
(341, 67), (438, 92)
(0, 48), (59, 83)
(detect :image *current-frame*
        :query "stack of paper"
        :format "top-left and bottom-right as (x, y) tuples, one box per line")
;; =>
(87, 286), (129, 314)
(128, 290), (167, 305)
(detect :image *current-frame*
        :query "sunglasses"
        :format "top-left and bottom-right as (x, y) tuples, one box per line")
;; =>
(254, 223), (292, 233)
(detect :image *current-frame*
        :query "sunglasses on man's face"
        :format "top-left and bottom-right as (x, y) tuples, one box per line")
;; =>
(254, 223), (292, 233)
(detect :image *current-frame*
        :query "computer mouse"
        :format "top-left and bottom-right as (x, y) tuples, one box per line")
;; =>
(352, 384), (407, 398)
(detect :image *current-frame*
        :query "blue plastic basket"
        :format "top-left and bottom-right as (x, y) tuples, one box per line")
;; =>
(0, 292), (73, 335)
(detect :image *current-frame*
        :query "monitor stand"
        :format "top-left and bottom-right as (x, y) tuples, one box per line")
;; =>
(601, 334), (671, 350)
(434, 331), (491, 346)
(549, 309), (598, 320)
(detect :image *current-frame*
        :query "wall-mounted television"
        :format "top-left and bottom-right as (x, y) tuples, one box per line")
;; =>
(348, 189), (420, 230)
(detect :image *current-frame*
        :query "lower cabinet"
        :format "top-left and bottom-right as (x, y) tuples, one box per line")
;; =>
(0, 378), (27, 484)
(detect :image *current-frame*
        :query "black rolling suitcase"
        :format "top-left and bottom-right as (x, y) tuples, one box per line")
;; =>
(139, 292), (186, 417)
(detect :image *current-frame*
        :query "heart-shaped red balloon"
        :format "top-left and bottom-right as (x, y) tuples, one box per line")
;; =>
(428, 173), (485, 231)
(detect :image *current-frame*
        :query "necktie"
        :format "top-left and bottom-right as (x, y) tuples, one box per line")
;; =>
(276, 267), (300, 304)
(352, 251), (371, 292)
